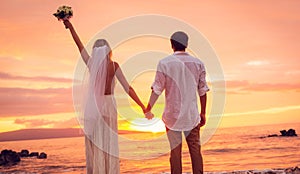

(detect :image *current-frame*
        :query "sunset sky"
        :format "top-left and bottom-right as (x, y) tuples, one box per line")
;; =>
(0, 0), (300, 133)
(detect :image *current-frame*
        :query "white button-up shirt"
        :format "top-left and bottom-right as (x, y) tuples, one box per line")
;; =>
(152, 51), (209, 131)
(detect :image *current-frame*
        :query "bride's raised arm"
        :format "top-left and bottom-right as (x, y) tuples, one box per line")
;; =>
(63, 20), (90, 65)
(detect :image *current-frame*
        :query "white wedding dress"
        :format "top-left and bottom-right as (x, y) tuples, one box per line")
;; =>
(75, 46), (120, 174)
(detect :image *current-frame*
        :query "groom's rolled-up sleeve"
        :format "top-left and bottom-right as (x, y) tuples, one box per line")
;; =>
(151, 62), (165, 95)
(198, 64), (209, 96)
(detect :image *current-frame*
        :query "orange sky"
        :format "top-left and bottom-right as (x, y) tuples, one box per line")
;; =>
(0, 0), (300, 133)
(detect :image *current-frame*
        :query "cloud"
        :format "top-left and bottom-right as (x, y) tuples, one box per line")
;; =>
(0, 87), (73, 117)
(223, 105), (300, 117)
(242, 83), (300, 91)
(14, 117), (79, 128)
(223, 80), (300, 93)
(53, 118), (79, 128)
(246, 60), (270, 66)
(14, 118), (57, 128)
(285, 70), (300, 75)
(0, 72), (72, 83)
(0, 55), (75, 80)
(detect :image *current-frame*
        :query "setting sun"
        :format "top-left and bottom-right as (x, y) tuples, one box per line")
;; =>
(130, 118), (165, 133)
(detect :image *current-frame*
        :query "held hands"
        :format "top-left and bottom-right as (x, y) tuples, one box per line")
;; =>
(144, 111), (154, 120)
(142, 106), (154, 120)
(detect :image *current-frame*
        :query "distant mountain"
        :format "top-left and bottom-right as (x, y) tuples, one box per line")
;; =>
(0, 128), (144, 142)
(0, 128), (83, 142)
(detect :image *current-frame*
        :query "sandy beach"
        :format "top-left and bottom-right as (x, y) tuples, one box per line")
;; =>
(205, 167), (300, 174)
(159, 167), (300, 174)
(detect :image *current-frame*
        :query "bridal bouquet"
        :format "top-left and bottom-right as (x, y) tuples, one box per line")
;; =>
(53, 5), (73, 28)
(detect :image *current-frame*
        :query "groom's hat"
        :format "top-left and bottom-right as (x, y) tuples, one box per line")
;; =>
(170, 31), (188, 49)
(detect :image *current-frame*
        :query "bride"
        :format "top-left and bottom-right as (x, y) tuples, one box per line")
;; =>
(62, 20), (148, 174)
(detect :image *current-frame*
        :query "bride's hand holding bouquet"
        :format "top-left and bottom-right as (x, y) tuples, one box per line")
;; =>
(63, 20), (73, 30)
(53, 5), (73, 29)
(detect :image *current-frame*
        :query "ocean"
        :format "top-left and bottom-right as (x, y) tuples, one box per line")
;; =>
(0, 122), (299, 173)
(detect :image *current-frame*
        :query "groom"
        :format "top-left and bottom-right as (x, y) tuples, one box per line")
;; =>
(144, 31), (209, 174)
